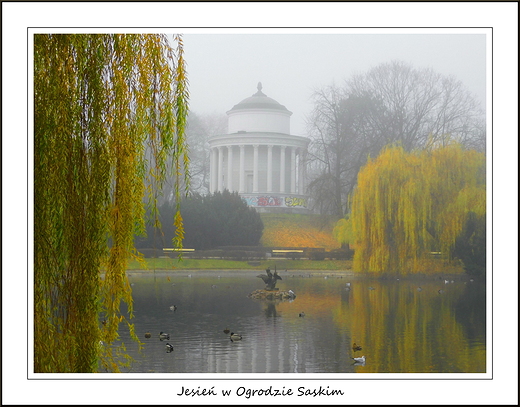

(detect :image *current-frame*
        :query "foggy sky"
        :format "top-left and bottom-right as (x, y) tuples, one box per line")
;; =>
(182, 31), (487, 136)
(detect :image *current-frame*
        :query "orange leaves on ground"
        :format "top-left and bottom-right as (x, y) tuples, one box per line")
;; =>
(260, 214), (341, 249)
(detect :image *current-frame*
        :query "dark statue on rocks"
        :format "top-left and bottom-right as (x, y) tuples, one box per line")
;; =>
(257, 267), (282, 290)
(250, 267), (295, 300)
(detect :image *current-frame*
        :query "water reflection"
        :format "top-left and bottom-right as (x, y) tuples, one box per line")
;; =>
(117, 270), (485, 374)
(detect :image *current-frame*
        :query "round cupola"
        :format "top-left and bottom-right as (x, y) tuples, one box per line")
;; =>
(227, 82), (292, 134)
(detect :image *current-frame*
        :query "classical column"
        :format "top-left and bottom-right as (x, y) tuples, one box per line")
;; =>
(253, 144), (259, 193)
(239, 144), (245, 193)
(280, 146), (286, 193)
(298, 148), (306, 195)
(217, 146), (223, 192)
(267, 144), (273, 193)
(227, 145), (233, 191)
(290, 146), (296, 194)
(210, 147), (217, 192)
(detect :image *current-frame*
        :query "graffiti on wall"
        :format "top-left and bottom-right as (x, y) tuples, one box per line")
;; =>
(241, 196), (259, 207)
(241, 195), (307, 208)
(285, 196), (307, 208)
(257, 196), (283, 207)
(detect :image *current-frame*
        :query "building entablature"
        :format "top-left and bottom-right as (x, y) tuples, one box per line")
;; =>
(208, 132), (309, 150)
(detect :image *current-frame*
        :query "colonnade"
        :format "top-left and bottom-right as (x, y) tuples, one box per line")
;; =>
(209, 144), (307, 195)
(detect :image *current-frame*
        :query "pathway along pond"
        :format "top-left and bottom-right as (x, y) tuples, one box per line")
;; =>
(112, 270), (486, 374)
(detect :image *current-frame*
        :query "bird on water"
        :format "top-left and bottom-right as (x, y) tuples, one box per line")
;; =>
(159, 331), (170, 340)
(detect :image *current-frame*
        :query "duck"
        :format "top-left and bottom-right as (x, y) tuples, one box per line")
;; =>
(223, 327), (230, 334)
(230, 332), (242, 342)
(368, 286), (375, 290)
(165, 343), (174, 353)
(169, 305), (177, 311)
(299, 312), (305, 317)
(159, 331), (170, 341)
(144, 332), (152, 338)
(417, 287), (422, 292)
(352, 343), (362, 351)
(351, 355), (366, 363)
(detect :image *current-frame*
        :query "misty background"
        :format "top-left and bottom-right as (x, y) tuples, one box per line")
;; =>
(182, 32), (487, 137)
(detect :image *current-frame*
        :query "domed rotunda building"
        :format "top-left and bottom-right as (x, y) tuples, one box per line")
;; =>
(208, 83), (310, 213)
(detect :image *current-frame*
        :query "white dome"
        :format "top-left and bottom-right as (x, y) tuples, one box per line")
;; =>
(227, 82), (292, 114)
(227, 83), (292, 134)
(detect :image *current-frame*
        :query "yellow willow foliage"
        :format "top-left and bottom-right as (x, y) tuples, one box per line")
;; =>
(34, 34), (189, 372)
(337, 144), (485, 274)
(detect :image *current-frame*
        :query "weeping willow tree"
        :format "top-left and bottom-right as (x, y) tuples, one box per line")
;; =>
(34, 34), (189, 372)
(334, 143), (486, 274)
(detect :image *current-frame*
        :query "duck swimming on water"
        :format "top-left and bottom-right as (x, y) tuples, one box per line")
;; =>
(165, 343), (174, 353)
(159, 331), (170, 340)
(223, 327), (230, 334)
(230, 332), (242, 342)
(352, 343), (362, 351)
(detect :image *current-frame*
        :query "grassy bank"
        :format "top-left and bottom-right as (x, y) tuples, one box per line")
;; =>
(127, 257), (353, 271)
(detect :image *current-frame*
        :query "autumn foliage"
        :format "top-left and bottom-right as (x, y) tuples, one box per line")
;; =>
(34, 34), (189, 372)
(334, 143), (486, 274)
(260, 214), (341, 249)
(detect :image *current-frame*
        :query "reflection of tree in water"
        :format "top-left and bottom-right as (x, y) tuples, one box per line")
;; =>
(264, 301), (279, 317)
(454, 282), (486, 341)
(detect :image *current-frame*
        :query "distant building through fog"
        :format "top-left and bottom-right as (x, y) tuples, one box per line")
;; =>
(208, 82), (310, 213)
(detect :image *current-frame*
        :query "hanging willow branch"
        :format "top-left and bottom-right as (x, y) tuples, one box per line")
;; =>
(34, 34), (189, 372)
(334, 143), (485, 274)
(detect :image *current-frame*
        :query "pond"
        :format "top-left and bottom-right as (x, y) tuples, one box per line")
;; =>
(114, 269), (486, 374)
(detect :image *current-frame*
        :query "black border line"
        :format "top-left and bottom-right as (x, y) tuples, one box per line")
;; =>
(27, 26), (492, 381)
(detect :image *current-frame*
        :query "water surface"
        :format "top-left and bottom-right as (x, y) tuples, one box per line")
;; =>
(115, 270), (486, 374)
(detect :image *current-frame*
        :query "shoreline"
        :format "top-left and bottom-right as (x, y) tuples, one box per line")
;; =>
(119, 268), (475, 281)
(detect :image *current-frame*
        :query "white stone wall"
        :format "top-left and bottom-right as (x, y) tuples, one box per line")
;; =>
(228, 110), (290, 134)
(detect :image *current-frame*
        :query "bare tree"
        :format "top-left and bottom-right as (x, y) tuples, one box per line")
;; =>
(347, 61), (485, 150)
(156, 111), (227, 204)
(306, 61), (486, 216)
(306, 85), (387, 216)
(185, 112), (227, 195)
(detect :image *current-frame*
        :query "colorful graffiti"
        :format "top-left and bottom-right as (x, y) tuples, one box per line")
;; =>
(257, 196), (283, 207)
(241, 195), (307, 208)
(241, 196), (258, 207)
(242, 196), (282, 207)
(285, 196), (307, 208)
